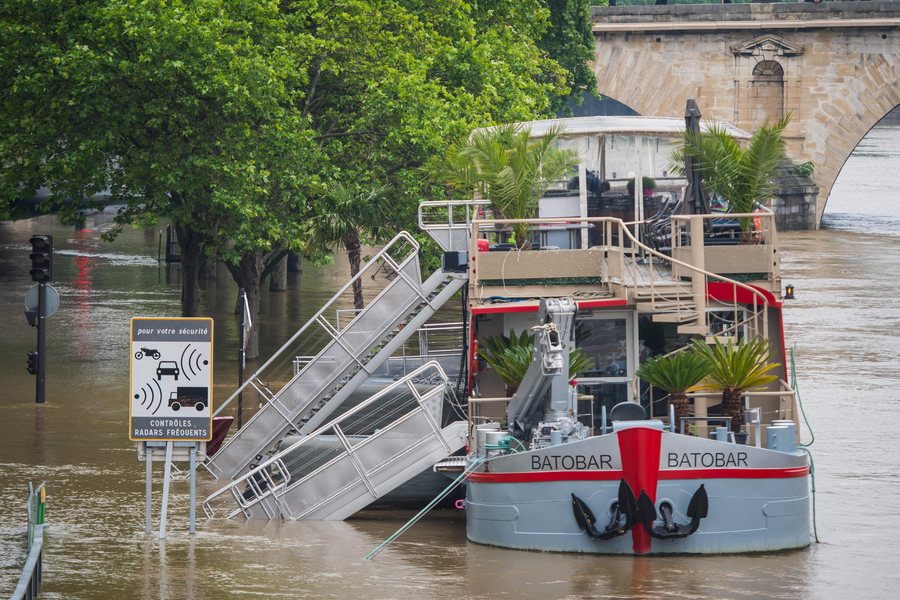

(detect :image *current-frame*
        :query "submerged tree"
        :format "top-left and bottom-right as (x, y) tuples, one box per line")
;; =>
(304, 184), (391, 311)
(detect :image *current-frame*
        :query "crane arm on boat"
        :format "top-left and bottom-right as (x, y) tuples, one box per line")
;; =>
(506, 298), (577, 439)
(636, 484), (708, 540)
(570, 478), (639, 541)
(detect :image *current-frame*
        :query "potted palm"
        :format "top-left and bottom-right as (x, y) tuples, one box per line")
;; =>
(635, 348), (713, 431)
(677, 116), (790, 237)
(427, 124), (577, 249)
(478, 330), (593, 394)
(690, 337), (781, 439)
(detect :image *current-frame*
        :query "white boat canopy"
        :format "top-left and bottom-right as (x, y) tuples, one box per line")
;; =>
(476, 115), (751, 141)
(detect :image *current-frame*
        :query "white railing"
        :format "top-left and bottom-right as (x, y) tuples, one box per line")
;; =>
(203, 361), (451, 520)
(212, 231), (421, 420)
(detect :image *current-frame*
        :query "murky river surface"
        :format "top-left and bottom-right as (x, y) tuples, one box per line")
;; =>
(2, 126), (900, 599)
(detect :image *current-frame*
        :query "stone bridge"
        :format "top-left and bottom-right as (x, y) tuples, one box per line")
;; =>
(592, 2), (900, 228)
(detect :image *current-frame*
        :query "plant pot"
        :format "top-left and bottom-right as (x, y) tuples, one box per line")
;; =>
(733, 431), (749, 445)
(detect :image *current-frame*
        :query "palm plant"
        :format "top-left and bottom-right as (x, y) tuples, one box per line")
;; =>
(635, 348), (713, 429)
(676, 116), (790, 232)
(428, 124), (578, 248)
(690, 337), (780, 434)
(305, 183), (390, 310)
(478, 329), (593, 393)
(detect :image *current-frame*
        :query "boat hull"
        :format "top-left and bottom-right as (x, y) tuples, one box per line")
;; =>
(466, 427), (810, 555)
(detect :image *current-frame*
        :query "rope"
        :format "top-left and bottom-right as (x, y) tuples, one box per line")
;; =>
(798, 446), (820, 543)
(790, 344), (819, 542)
(791, 345), (815, 447)
(365, 457), (486, 560)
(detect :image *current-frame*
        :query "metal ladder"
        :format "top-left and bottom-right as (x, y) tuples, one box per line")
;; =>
(202, 362), (467, 521)
(205, 232), (466, 480)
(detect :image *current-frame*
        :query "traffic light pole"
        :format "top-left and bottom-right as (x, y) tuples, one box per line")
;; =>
(36, 280), (46, 404)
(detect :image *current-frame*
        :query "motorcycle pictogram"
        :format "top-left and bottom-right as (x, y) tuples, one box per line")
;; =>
(134, 347), (161, 360)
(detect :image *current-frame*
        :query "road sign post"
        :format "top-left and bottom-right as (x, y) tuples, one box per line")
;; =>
(130, 317), (213, 537)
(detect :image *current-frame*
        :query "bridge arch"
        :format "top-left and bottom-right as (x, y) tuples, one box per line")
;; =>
(591, 2), (900, 228)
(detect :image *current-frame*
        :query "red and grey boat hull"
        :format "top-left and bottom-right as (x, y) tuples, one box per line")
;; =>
(466, 426), (810, 554)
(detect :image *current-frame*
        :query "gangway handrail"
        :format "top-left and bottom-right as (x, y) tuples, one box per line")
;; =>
(10, 481), (47, 600)
(471, 215), (773, 331)
(212, 231), (420, 419)
(203, 361), (449, 519)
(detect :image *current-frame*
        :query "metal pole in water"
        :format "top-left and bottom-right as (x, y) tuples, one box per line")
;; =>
(36, 280), (46, 404)
(159, 442), (173, 539)
(145, 445), (153, 534)
(238, 288), (246, 429)
(189, 444), (196, 535)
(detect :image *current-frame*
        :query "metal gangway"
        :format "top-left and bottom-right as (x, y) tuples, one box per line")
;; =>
(205, 232), (466, 480)
(202, 362), (467, 521)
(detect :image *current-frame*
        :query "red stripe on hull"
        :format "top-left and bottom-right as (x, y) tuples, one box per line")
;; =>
(467, 466), (808, 484)
(617, 427), (662, 554)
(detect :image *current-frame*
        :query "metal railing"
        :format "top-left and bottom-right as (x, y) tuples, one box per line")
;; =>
(10, 481), (47, 600)
(202, 361), (452, 520)
(212, 231), (421, 421)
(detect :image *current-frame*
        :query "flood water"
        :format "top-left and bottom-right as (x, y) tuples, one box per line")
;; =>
(2, 124), (900, 599)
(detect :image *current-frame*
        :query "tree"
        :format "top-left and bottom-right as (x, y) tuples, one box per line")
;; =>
(678, 116), (790, 232)
(540, 1), (598, 115)
(428, 124), (577, 248)
(304, 184), (391, 311)
(1, 0), (575, 360)
(690, 337), (780, 434)
(636, 348), (713, 428)
(0, 0), (318, 317)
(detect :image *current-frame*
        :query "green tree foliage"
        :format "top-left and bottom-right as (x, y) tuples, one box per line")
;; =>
(0, 0), (318, 319)
(540, 1), (597, 114)
(1, 0), (578, 357)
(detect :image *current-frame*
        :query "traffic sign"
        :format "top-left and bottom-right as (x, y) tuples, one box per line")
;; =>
(130, 317), (214, 441)
(25, 284), (60, 318)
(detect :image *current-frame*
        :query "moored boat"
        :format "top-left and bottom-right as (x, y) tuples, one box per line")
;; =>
(203, 111), (812, 556)
(419, 113), (811, 555)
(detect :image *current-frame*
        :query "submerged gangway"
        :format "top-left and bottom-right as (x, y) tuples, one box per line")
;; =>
(205, 232), (466, 481)
(202, 362), (466, 521)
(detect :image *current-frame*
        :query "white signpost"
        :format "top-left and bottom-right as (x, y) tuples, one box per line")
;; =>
(130, 317), (213, 538)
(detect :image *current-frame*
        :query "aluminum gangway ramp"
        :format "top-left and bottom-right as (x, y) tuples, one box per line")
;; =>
(205, 232), (466, 480)
(202, 362), (467, 521)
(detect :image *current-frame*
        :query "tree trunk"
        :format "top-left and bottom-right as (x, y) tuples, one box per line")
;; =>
(343, 230), (364, 310)
(287, 251), (302, 273)
(238, 252), (264, 360)
(176, 224), (204, 317)
(269, 254), (287, 291)
(672, 392), (691, 433)
(199, 252), (216, 280)
(723, 389), (744, 433)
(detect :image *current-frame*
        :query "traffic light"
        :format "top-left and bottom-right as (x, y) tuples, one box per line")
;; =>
(29, 235), (53, 283)
(26, 351), (39, 375)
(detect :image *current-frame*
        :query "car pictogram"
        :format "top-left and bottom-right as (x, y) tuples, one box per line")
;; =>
(156, 360), (180, 381)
